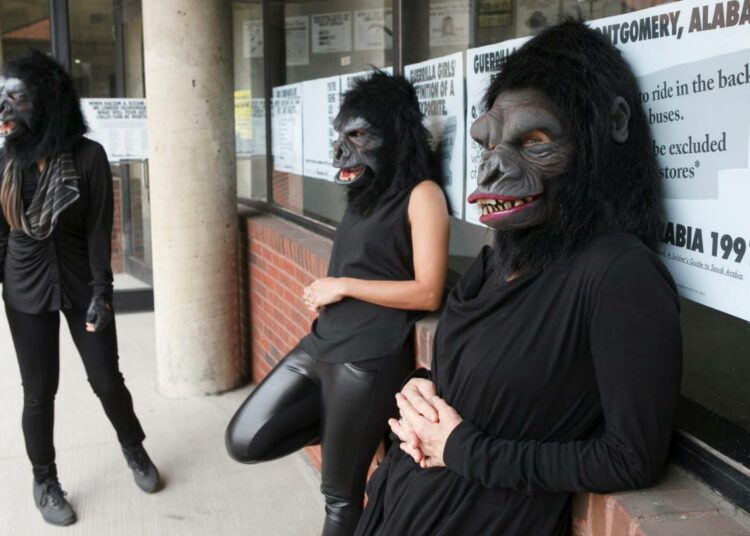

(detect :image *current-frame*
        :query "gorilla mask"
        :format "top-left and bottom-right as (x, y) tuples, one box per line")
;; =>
(332, 116), (383, 184)
(332, 71), (435, 216)
(0, 50), (87, 166)
(467, 89), (573, 231)
(469, 20), (661, 277)
(0, 76), (34, 140)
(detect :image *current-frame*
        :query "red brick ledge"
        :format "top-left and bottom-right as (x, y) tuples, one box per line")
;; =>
(241, 210), (750, 536)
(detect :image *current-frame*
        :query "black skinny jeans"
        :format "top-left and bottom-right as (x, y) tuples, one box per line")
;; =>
(226, 345), (413, 536)
(5, 305), (145, 482)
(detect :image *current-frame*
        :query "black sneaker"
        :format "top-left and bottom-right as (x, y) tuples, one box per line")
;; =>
(122, 444), (161, 493)
(32, 478), (77, 526)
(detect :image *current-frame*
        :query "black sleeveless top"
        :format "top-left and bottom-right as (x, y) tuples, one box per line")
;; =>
(299, 185), (424, 363)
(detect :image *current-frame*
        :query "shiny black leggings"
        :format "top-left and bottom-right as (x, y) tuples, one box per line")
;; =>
(5, 305), (145, 483)
(226, 345), (412, 536)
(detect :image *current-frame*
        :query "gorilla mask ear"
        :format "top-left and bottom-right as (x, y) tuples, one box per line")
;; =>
(609, 96), (631, 144)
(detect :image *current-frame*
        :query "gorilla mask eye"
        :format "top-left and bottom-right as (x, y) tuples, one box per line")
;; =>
(521, 130), (551, 147)
(349, 129), (368, 138)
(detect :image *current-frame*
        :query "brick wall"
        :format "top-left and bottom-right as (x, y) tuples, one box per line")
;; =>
(239, 209), (750, 536)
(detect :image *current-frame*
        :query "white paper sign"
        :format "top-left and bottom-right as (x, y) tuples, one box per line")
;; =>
(302, 76), (341, 180)
(340, 66), (394, 92)
(429, 1), (470, 48)
(285, 16), (310, 66)
(242, 19), (263, 58)
(354, 9), (393, 51)
(272, 83), (303, 174)
(589, 0), (750, 320)
(464, 37), (527, 225)
(405, 52), (466, 218)
(81, 98), (148, 161)
(250, 98), (267, 156)
(312, 12), (352, 54)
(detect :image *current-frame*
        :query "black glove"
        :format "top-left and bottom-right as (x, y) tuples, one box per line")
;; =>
(85, 294), (113, 332)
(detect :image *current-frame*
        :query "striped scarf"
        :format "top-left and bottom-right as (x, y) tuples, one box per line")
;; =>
(2, 152), (80, 240)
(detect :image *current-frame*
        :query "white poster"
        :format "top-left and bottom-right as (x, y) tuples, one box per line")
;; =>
(589, 0), (750, 320)
(302, 76), (342, 180)
(354, 9), (393, 51)
(242, 19), (263, 58)
(271, 83), (303, 174)
(405, 52), (466, 218)
(312, 12), (352, 54)
(464, 37), (527, 225)
(80, 98), (148, 161)
(285, 16), (309, 66)
(340, 66), (393, 92)
(429, 1), (470, 48)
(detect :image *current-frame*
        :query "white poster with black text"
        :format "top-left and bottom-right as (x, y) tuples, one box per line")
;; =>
(405, 52), (465, 218)
(271, 83), (303, 174)
(302, 75), (341, 180)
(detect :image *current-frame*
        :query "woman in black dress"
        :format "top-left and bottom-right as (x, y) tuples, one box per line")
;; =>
(355, 22), (682, 536)
(225, 72), (450, 536)
(0, 52), (159, 527)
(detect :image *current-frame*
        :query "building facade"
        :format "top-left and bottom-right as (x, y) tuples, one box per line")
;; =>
(1, 0), (748, 534)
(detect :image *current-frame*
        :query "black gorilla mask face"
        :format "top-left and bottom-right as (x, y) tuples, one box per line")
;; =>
(468, 89), (573, 231)
(0, 76), (34, 140)
(332, 115), (383, 184)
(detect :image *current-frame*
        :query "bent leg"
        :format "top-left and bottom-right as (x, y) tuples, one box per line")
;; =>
(5, 305), (62, 482)
(225, 345), (321, 463)
(62, 309), (145, 447)
(319, 355), (413, 536)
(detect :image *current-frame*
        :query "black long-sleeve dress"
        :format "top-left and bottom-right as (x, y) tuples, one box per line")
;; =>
(355, 233), (683, 536)
(0, 138), (114, 313)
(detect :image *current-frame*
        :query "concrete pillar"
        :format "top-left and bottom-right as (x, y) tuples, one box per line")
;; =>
(142, 0), (242, 397)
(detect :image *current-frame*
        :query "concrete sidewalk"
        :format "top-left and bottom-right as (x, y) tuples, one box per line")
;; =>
(0, 311), (324, 536)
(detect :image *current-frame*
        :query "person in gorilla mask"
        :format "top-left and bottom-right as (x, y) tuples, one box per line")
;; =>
(0, 51), (160, 527)
(354, 21), (682, 536)
(225, 71), (450, 536)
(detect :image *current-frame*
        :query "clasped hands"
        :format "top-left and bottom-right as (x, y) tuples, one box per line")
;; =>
(388, 378), (462, 469)
(303, 277), (346, 312)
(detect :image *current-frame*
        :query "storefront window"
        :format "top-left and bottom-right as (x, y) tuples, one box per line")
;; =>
(69, 0), (116, 98)
(0, 0), (51, 68)
(233, 0), (268, 201)
(268, 0), (393, 225)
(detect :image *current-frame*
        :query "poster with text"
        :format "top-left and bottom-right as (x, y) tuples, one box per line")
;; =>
(354, 9), (393, 51)
(250, 98), (267, 156)
(302, 76), (341, 180)
(464, 37), (528, 225)
(285, 16), (310, 66)
(242, 19), (263, 58)
(234, 90), (253, 157)
(590, 0), (750, 320)
(340, 66), (393, 92)
(429, 1), (470, 48)
(271, 83), (303, 174)
(405, 52), (466, 218)
(312, 12), (352, 54)
(80, 99), (148, 161)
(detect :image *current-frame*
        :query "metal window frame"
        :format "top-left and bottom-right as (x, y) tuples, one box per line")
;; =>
(49, 0), (71, 70)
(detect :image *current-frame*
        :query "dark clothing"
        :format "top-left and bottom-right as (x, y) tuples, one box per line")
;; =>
(226, 345), (413, 536)
(300, 186), (423, 363)
(0, 138), (114, 313)
(356, 234), (683, 536)
(5, 304), (145, 483)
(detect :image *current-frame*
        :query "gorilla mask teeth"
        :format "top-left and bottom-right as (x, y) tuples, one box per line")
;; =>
(0, 120), (17, 136)
(475, 195), (540, 219)
(338, 166), (365, 182)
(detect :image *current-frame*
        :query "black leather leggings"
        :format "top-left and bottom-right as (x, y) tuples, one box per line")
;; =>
(226, 345), (413, 536)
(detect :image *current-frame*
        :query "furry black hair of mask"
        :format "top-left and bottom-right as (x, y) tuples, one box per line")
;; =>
(338, 71), (440, 216)
(2, 50), (87, 166)
(483, 20), (662, 277)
